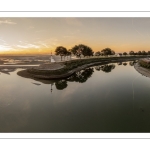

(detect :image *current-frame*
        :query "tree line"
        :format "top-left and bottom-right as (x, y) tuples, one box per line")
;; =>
(55, 44), (116, 60)
(55, 44), (150, 60)
(55, 44), (94, 60)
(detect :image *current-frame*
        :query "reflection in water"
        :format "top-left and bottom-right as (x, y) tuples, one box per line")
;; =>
(55, 80), (68, 90)
(129, 61), (137, 66)
(49, 64), (117, 92)
(53, 68), (94, 91)
(0, 68), (16, 75)
(123, 62), (127, 66)
(117, 61), (138, 66)
(94, 66), (101, 71)
(2, 61), (150, 132)
(28, 67), (95, 92)
(32, 82), (41, 86)
(101, 64), (115, 73)
(117, 62), (122, 65)
(67, 68), (94, 83)
(0, 62), (134, 94)
(94, 64), (116, 72)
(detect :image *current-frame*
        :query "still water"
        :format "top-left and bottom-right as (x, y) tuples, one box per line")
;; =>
(0, 61), (150, 132)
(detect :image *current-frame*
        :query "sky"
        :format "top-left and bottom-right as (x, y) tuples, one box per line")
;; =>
(0, 17), (150, 54)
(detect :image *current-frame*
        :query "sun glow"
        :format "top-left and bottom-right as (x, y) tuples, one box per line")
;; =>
(1, 18), (150, 55)
(0, 45), (13, 52)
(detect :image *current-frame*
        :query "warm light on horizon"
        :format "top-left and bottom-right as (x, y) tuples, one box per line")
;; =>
(1, 17), (150, 55)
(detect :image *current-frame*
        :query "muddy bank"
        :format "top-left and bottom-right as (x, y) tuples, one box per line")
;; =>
(134, 62), (150, 78)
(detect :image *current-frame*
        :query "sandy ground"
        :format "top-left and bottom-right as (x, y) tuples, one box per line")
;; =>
(134, 62), (150, 78)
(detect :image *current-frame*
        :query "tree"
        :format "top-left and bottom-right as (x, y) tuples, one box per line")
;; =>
(95, 51), (101, 56)
(118, 53), (122, 57)
(101, 48), (115, 56)
(66, 49), (72, 60)
(55, 46), (67, 61)
(141, 50), (147, 55)
(137, 51), (142, 55)
(123, 52), (127, 56)
(129, 51), (134, 55)
(71, 44), (93, 58)
(148, 51), (150, 55)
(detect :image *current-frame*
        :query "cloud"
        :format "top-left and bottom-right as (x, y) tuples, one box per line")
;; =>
(0, 39), (5, 42)
(16, 45), (29, 49)
(17, 44), (39, 49)
(0, 39), (6, 44)
(41, 43), (48, 48)
(35, 38), (60, 48)
(0, 20), (16, 25)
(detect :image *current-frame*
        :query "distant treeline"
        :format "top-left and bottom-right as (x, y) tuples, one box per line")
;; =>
(55, 44), (150, 60)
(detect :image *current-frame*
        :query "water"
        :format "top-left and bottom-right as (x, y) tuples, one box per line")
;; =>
(0, 61), (150, 132)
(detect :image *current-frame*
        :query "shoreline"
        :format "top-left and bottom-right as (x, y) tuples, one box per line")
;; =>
(18, 57), (140, 80)
(134, 62), (150, 78)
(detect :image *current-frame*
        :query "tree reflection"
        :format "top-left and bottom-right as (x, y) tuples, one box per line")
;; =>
(55, 80), (68, 90)
(67, 67), (94, 83)
(101, 64), (115, 73)
(52, 68), (95, 91)
(123, 62), (127, 66)
(129, 61), (137, 66)
(94, 66), (101, 71)
(117, 62), (122, 65)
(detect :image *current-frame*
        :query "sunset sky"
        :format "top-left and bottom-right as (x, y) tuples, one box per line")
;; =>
(1, 17), (150, 54)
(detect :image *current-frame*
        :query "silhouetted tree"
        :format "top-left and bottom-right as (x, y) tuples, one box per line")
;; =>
(137, 51), (142, 55)
(55, 46), (67, 61)
(148, 51), (150, 55)
(66, 49), (72, 59)
(123, 52), (127, 56)
(141, 50), (147, 55)
(71, 44), (94, 58)
(95, 51), (101, 56)
(129, 51), (134, 55)
(101, 48), (115, 56)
